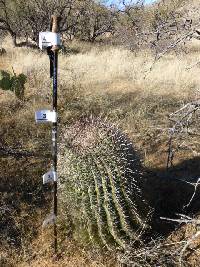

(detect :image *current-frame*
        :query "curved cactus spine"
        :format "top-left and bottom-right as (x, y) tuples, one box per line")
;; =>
(58, 117), (150, 249)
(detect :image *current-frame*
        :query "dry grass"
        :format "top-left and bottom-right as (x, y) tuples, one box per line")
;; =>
(1, 37), (200, 266)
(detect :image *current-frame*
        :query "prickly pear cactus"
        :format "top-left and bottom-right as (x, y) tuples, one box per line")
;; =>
(11, 73), (27, 99)
(0, 70), (26, 99)
(58, 117), (149, 249)
(0, 70), (12, 90)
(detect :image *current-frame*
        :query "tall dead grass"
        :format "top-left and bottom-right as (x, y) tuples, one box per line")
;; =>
(2, 37), (200, 167)
(3, 37), (200, 98)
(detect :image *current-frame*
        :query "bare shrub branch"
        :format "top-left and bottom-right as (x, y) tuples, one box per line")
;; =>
(166, 101), (200, 169)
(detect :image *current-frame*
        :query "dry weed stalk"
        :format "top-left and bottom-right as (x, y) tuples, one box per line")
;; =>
(119, 213), (200, 266)
(161, 215), (200, 267)
(118, 237), (184, 267)
(162, 98), (200, 266)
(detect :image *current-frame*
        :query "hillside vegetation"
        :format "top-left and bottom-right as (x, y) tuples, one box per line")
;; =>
(1, 34), (200, 266)
(1, 1), (200, 266)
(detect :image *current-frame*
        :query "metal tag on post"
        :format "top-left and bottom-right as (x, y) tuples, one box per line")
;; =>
(35, 110), (57, 123)
(39, 32), (61, 50)
(43, 170), (57, 184)
(42, 213), (56, 228)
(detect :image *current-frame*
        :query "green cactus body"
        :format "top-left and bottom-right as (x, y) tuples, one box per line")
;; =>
(68, 157), (95, 244)
(88, 154), (118, 249)
(58, 118), (149, 249)
(95, 158), (128, 249)
(75, 159), (94, 243)
(101, 159), (138, 239)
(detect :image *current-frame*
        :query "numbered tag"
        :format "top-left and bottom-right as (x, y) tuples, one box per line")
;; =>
(39, 32), (61, 50)
(43, 170), (57, 184)
(42, 213), (56, 228)
(35, 110), (57, 123)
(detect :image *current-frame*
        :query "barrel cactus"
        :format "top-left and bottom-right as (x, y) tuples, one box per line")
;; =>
(58, 117), (150, 249)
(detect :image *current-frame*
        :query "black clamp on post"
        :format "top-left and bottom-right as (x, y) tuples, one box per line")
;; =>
(47, 47), (54, 78)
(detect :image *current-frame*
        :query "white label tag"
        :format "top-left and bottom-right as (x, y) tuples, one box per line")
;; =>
(35, 110), (57, 123)
(43, 171), (57, 184)
(39, 32), (61, 50)
(42, 213), (56, 228)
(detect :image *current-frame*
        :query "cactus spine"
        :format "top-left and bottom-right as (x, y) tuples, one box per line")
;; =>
(58, 117), (149, 249)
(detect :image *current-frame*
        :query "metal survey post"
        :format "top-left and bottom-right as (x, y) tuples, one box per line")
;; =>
(51, 15), (59, 255)
(36, 15), (61, 255)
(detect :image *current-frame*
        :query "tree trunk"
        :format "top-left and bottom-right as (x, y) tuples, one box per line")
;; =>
(11, 33), (17, 47)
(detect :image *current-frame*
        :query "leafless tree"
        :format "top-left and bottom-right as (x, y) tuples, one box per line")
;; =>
(75, 0), (116, 42)
(0, 0), (77, 46)
(0, 0), (117, 47)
